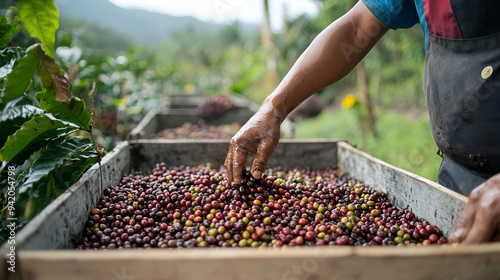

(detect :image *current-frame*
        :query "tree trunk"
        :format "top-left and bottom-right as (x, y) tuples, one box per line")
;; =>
(261, 0), (272, 49)
(261, 0), (279, 95)
(372, 47), (383, 107)
(357, 63), (377, 137)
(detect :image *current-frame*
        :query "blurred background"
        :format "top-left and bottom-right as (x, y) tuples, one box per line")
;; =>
(2, 0), (440, 180)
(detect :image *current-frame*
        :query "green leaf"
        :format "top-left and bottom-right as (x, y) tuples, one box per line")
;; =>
(26, 139), (98, 219)
(36, 48), (71, 102)
(0, 16), (17, 48)
(18, 137), (94, 197)
(0, 147), (43, 228)
(17, 0), (59, 58)
(0, 161), (7, 183)
(10, 145), (46, 203)
(52, 141), (99, 195)
(0, 96), (44, 140)
(9, 137), (98, 220)
(36, 88), (91, 129)
(0, 47), (27, 79)
(0, 45), (39, 107)
(0, 114), (79, 162)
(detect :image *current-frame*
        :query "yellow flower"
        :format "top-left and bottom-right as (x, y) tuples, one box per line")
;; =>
(183, 83), (196, 94)
(117, 97), (127, 109)
(341, 94), (357, 109)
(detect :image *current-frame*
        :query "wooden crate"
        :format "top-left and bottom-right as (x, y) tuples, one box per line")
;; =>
(165, 94), (258, 110)
(3, 140), (499, 280)
(166, 94), (203, 109)
(130, 95), (260, 140)
(129, 107), (256, 140)
(129, 98), (295, 140)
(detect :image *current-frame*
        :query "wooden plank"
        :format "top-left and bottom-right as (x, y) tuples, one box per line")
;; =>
(129, 108), (160, 140)
(0, 142), (131, 252)
(167, 95), (202, 109)
(15, 244), (500, 280)
(1, 252), (8, 279)
(7, 139), (498, 280)
(337, 141), (468, 237)
(129, 139), (337, 171)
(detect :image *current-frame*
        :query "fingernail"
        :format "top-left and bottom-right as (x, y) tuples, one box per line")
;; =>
(253, 170), (262, 179)
(450, 228), (465, 242)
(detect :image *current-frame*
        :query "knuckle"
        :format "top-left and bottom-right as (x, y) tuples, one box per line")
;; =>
(230, 137), (238, 146)
(469, 188), (482, 202)
(480, 195), (498, 212)
(252, 161), (267, 171)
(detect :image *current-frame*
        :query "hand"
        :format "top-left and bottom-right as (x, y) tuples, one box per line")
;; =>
(450, 173), (500, 244)
(224, 103), (281, 183)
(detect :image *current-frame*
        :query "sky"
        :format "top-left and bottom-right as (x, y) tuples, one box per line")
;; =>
(108, 0), (320, 31)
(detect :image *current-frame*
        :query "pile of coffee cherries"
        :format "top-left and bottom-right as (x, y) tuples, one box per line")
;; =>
(76, 163), (447, 249)
(196, 96), (236, 119)
(155, 120), (240, 139)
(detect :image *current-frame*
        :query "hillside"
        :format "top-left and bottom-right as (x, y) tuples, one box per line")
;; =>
(55, 0), (253, 44)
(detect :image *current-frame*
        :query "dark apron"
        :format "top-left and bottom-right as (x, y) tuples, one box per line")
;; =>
(424, 33), (500, 196)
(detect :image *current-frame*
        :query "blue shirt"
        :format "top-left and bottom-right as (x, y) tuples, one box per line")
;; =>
(362, 0), (429, 45)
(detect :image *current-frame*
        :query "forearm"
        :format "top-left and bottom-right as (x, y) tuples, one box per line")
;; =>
(263, 1), (389, 120)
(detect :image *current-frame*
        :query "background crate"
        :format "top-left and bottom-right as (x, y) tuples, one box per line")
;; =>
(2, 140), (499, 280)
(166, 94), (203, 109)
(130, 95), (295, 139)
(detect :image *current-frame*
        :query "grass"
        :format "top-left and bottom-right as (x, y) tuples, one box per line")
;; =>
(294, 108), (442, 181)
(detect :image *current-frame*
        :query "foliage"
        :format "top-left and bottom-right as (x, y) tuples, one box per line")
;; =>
(49, 0), (432, 183)
(51, 0), (430, 167)
(0, 0), (101, 246)
(295, 108), (441, 181)
(16, 0), (59, 58)
(58, 17), (132, 54)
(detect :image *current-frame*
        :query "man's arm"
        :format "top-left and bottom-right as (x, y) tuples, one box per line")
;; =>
(225, 1), (389, 183)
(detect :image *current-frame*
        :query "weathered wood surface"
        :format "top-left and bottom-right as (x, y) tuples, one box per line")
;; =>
(337, 142), (467, 237)
(14, 244), (500, 280)
(166, 94), (260, 111)
(0, 142), (131, 253)
(128, 108), (159, 140)
(129, 139), (338, 172)
(5, 139), (498, 280)
(166, 94), (202, 109)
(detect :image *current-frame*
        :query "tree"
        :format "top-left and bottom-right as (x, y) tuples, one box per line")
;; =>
(261, 0), (279, 94)
(0, 0), (101, 245)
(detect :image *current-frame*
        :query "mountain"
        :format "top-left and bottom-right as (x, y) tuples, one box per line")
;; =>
(55, 0), (246, 45)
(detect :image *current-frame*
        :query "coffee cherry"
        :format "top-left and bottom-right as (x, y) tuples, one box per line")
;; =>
(77, 164), (447, 249)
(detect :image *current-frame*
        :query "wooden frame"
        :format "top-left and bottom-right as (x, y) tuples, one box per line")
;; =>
(2, 140), (498, 280)
(14, 244), (500, 280)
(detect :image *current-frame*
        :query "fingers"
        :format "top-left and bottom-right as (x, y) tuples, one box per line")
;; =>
(449, 187), (484, 243)
(232, 145), (248, 183)
(461, 185), (500, 244)
(224, 145), (235, 183)
(450, 174), (500, 244)
(225, 137), (251, 183)
(250, 140), (277, 180)
(224, 107), (281, 183)
(461, 207), (496, 244)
